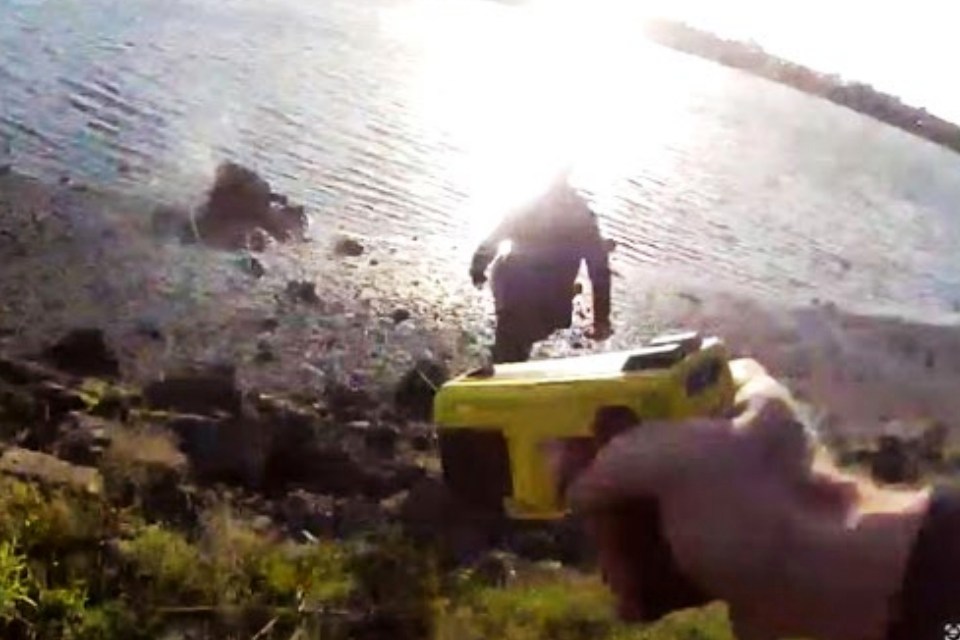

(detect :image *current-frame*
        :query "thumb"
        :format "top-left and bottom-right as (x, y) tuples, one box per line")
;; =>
(567, 419), (727, 512)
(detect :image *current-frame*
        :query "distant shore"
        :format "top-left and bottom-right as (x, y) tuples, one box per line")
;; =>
(644, 19), (960, 154)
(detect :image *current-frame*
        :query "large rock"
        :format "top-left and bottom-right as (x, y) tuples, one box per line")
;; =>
(0, 355), (65, 386)
(43, 329), (120, 378)
(325, 382), (376, 423)
(165, 413), (268, 487)
(870, 435), (921, 484)
(398, 477), (505, 562)
(193, 162), (308, 250)
(394, 360), (449, 422)
(0, 447), (102, 494)
(31, 381), (88, 418)
(53, 413), (113, 466)
(144, 365), (242, 417)
(16, 381), (89, 450)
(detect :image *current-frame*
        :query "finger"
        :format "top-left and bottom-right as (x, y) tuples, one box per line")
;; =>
(589, 511), (646, 621)
(567, 419), (728, 511)
(730, 368), (799, 430)
(733, 395), (818, 482)
(729, 358), (768, 388)
(542, 438), (598, 498)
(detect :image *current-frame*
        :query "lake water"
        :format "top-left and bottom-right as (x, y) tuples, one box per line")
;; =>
(3, 0), (960, 322)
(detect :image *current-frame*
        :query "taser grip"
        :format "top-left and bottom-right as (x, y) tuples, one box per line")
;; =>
(570, 409), (713, 622)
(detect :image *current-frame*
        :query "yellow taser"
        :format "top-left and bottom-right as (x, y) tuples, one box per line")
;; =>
(433, 332), (735, 520)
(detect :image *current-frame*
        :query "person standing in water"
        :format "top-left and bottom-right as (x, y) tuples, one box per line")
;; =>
(470, 171), (614, 363)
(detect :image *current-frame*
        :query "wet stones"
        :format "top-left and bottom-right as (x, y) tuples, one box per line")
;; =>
(285, 280), (320, 305)
(334, 236), (365, 257)
(143, 365), (242, 417)
(43, 328), (120, 379)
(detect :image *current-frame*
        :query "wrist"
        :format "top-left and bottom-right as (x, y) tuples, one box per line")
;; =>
(843, 484), (931, 637)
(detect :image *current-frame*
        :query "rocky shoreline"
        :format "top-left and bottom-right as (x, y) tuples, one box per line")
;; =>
(2, 165), (960, 638)
(0, 322), (606, 638)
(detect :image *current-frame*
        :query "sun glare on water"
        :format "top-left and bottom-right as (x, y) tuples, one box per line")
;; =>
(380, 0), (694, 245)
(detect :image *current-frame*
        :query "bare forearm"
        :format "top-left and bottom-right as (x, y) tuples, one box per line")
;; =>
(843, 485), (931, 639)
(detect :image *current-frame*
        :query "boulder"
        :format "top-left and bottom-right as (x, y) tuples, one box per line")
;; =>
(333, 236), (364, 257)
(88, 386), (140, 422)
(0, 447), (102, 494)
(17, 381), (89, 449)
(0, 355), (65, 386)
(193, 162), (309, 250)
(43, 329), (120, 378)
(53, 413), (113, 466)
(31, 381), (88, 419)
(394, 360), (449, 422)
(195, 162), (272, 250)
(144, 365), (241, 417)
(397, 477), (505, 562)
(870, 435), (921, 484)
(325, 382), (376, 423)
(164, 413), (267, 487)
(0, 384), (39, 427)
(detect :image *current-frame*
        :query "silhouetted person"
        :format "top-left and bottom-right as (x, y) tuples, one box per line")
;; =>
(470, 173), (613, 363)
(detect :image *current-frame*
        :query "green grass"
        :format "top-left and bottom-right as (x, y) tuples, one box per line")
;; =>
(0, 468), (806, 639)
(437, 567), (735, 640)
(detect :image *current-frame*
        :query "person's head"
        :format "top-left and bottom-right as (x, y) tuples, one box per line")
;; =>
(546, 166), (574, 197)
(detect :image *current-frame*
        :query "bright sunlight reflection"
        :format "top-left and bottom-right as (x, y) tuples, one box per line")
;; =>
(380, 0), (694, 245)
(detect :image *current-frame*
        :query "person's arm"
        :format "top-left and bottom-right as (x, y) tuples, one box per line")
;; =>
(470, 213), (515, 287)
(581, 211), (612, 333)
(560, 358), (947, 640)
(885, 483), (960, 640)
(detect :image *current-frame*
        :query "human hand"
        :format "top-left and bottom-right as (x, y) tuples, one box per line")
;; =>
(561, 359), (928, 640)
(470, 268), (487, 289)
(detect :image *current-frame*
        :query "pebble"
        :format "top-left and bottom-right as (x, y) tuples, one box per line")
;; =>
(391, 308), (411, 324)
(334, 237), (364, 257)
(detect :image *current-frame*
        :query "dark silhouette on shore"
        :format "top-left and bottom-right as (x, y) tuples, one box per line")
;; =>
(644, 19), (960, 153)
(470, 172), (614, 364)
